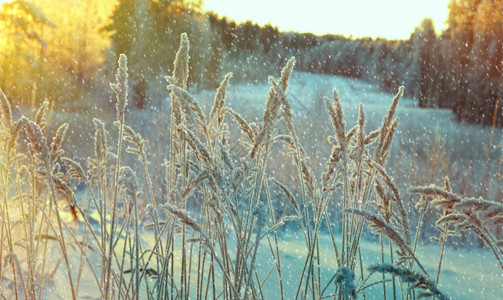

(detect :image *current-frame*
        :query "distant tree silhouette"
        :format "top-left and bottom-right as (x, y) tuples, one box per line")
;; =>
(411, 18), (437, 107)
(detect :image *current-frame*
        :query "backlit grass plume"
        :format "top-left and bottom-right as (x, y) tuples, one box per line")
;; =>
(0, 87), (12, 128)
(172, 32), (190, 90)
(409, 184), (503, 271)
(111, 54), (129, 122)
(1, 32), (501, 300)
(368, 264), (448, 300)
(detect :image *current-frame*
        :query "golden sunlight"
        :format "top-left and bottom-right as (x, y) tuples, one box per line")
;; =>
(1, 0), (503, 298)
(204, 0), (451, 39)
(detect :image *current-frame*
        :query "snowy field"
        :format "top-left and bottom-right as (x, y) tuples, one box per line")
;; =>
(54, 70), (501, 182)
(32, 71), (503, 299)
(45, 223), (502, 299)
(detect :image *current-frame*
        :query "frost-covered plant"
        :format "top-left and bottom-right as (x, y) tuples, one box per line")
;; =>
(368, 264), (449, 300)
(409, 183), (503, 272)
(1, 32), (501, 300)
(0, 92), (82, 299)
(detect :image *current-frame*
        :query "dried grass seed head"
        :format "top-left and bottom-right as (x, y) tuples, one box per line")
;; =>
(209, 72), (233, 125)
(163, 204), (202, 233)
(225, 107), (255, 142)
(118, 166), (139, 199)
(173, 33), (190, 89)
(93, 118), (108, 161)
(269, 76), (296, 136)
(0, 88), (12, 128)
(358, 103), (365, 128)
(378, 86), (403, 154)
(443, 176), (451, 192)
(368, 264), (448, 300)
(345, 208), (410, 253)
(110, 54), (129, 121)
(50, 123), (69, 162)
(389, 86), (404, 119)
(167, 85), (206, 130)
(35, 101), (50, 132)
(270, 177), (299, 214)
(364, 129), (380, 145)
(279, 57), (296, 91)
(7, 117), (26, 155)
(325, 96), (347, 160)
(357, 103), (365, 149)
(177, 124), (213, 165)
(24, 119), (49, 159)
(62, 157), (87, 181)
(251, 57), (296, 159)
(182, 169), (210, 199)
(332, 89), (345, 130)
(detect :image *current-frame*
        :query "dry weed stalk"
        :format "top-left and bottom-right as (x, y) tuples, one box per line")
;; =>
(368, 264), (448, 300)
(2, 32), (501, 300)
(409, 184), (503, 271)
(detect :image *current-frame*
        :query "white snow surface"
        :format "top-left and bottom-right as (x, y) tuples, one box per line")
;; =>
(22, 71), (503, 299)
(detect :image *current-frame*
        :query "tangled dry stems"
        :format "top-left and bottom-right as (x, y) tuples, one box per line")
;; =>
(0, 33), (502, 300)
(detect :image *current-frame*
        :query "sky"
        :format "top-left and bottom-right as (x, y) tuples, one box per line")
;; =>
(204, 0), (451, 40)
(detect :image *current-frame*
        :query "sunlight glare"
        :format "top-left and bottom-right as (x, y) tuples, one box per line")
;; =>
(204, 0), (451, 39)
(0, 0), (13, 6)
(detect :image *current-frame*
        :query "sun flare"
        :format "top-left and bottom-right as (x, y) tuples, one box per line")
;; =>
(1, 1), (502, 298)
(204, 0), (451, 39)
(0, 0), (12, 6)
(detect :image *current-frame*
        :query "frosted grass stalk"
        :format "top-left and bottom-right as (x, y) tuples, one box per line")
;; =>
(105, 53), (129, 300)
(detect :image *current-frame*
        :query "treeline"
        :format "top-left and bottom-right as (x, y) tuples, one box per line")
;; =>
(203, 0), (503, 126)
(0, 0), (117, 107)
(1, 0), (502, 126)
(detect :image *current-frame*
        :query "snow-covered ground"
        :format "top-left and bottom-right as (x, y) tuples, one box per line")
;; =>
(210, 72), (501, 193)
(35, 71), (503, 299)
(191, 71), (503, 299)
(43, 225), (502, 299)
